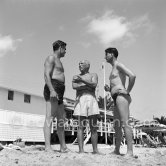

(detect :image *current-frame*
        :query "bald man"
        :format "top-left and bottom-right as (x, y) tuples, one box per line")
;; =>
(72, 60), (101, 154)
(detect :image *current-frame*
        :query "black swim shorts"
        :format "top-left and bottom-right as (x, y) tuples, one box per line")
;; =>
(112, 92), (130, 105)
(43, 79), (65, 105)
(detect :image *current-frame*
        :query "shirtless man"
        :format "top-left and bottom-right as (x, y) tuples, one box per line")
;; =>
(104, 47), (136, 157)
(72, 60), (100, 154)
(43, 40), (68, 152)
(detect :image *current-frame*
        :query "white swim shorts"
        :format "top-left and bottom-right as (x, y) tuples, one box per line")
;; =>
(73, 94), (100, 117)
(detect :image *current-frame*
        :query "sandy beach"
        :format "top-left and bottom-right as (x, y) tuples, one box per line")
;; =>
(0, 144), (166, 166)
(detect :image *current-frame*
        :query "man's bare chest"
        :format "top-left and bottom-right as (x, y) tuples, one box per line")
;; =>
(109, 68), (119, 80)
(81, 74), (92, 81)
(54, 60), (64, 72)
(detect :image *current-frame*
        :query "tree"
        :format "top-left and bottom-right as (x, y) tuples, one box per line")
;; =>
(154, 116), (166, 125)
(97, 96), (114, 110)
(106, 97), (114, 111)
(97, 96), (104, 109)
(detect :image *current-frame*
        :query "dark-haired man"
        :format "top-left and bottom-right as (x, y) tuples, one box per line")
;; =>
(43, 40), (68, 152)
(104, 47), (136, 158)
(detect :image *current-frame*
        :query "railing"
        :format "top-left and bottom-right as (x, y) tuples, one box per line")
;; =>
(52, 119), (114, 134)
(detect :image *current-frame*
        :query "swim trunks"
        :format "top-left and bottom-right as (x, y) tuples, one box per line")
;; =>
(43, 79), (65, 105)
(112, 92), (131, 105)
(73, 93), (100, 117)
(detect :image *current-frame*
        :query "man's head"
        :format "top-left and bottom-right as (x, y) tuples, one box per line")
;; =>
(105, 47), (118, 63)
(52, 40), (67, 57)
(79, 60), (90, 73)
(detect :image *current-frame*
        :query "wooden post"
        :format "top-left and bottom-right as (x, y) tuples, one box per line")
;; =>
(103, 62), (107, 144)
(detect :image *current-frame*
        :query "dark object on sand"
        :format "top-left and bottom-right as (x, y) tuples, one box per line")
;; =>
(0, 144), (4, 151)
(13, 138), (25, 148)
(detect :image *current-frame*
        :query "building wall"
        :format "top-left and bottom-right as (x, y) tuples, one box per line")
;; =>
(0, 87), (46, 115)
(0, 87), (6, 109)
(0, 109), (45, 142)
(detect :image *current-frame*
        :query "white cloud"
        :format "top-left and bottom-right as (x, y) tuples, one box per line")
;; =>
(0, 35), (22, 57)
(130, 14), (154, 34)
(84, 11), (153, 47)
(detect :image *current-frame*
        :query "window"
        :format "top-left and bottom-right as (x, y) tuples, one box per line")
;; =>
(24, 94), (31, 103)
(8, 90), (14, 100)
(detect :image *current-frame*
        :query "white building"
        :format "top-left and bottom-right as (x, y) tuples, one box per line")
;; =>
(0, 85), (75, 142)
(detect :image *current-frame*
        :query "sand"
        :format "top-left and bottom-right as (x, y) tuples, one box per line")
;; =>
(0, 144), (166, 166)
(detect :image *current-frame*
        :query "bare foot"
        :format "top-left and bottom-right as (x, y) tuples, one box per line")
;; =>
(124, 153), (138, 159)
(60, 148), (71, 153)
(78, 150), (85, 154)
(110, 149), (120, 155)
(45, 147), (55, 153)
(114, 150), (120, 155)
(92, 151), (105, 155)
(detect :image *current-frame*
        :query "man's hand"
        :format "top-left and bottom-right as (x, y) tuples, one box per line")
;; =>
(50, 91), (59, 101)
(118, 89), (129, 95)
(73, 75), (83, 83)
(104, 84), (110, 92)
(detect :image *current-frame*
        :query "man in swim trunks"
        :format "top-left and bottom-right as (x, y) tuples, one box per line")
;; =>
(104, 47), (136, 158)
(72, 60), (101, 154)
(43, 40), (68, 152)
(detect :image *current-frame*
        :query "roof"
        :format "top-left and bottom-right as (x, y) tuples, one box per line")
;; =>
(0, 84), (75, 100)
(0, 84), (43, 98)
(135, 122), (166, 131)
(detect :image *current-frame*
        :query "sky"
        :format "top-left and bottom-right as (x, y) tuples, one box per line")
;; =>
(0, 0), (165, 121)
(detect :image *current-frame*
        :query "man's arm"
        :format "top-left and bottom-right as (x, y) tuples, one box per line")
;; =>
(117, 63), (136, 93)
(76, 73), (98, 88)
(72, 75), (95, 92)
(72, 75), (87, 90)
(44, 56), (58, 98)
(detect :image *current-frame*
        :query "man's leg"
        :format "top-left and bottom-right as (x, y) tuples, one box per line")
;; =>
(56, 103), (68, 152)
(77, 116), (86, 153)
(113, 108), (122, 155)
(89, 115), (100, 154)
(116, 95), (133, 156)
(43, 101), (56, 151)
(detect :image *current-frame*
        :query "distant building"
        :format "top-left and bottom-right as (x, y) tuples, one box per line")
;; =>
(0, 85), (46, 115)
(0, 85), (76, 116)
(0, 85), (76, 142)
(129, 115), (140, 127)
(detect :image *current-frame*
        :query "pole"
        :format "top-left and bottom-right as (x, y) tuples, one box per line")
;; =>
(103, 62), (107, 144)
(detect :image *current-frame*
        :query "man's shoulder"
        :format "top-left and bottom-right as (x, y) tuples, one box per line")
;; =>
(116, 61), (126, 70)
(45, 55), (55, 63)
(89, 73), (98, 77)
(48, 54), (55, 59)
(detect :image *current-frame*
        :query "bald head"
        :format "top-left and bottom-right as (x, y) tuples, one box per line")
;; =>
(79, 60), (90, 72)
(79, 60), (90, 68)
